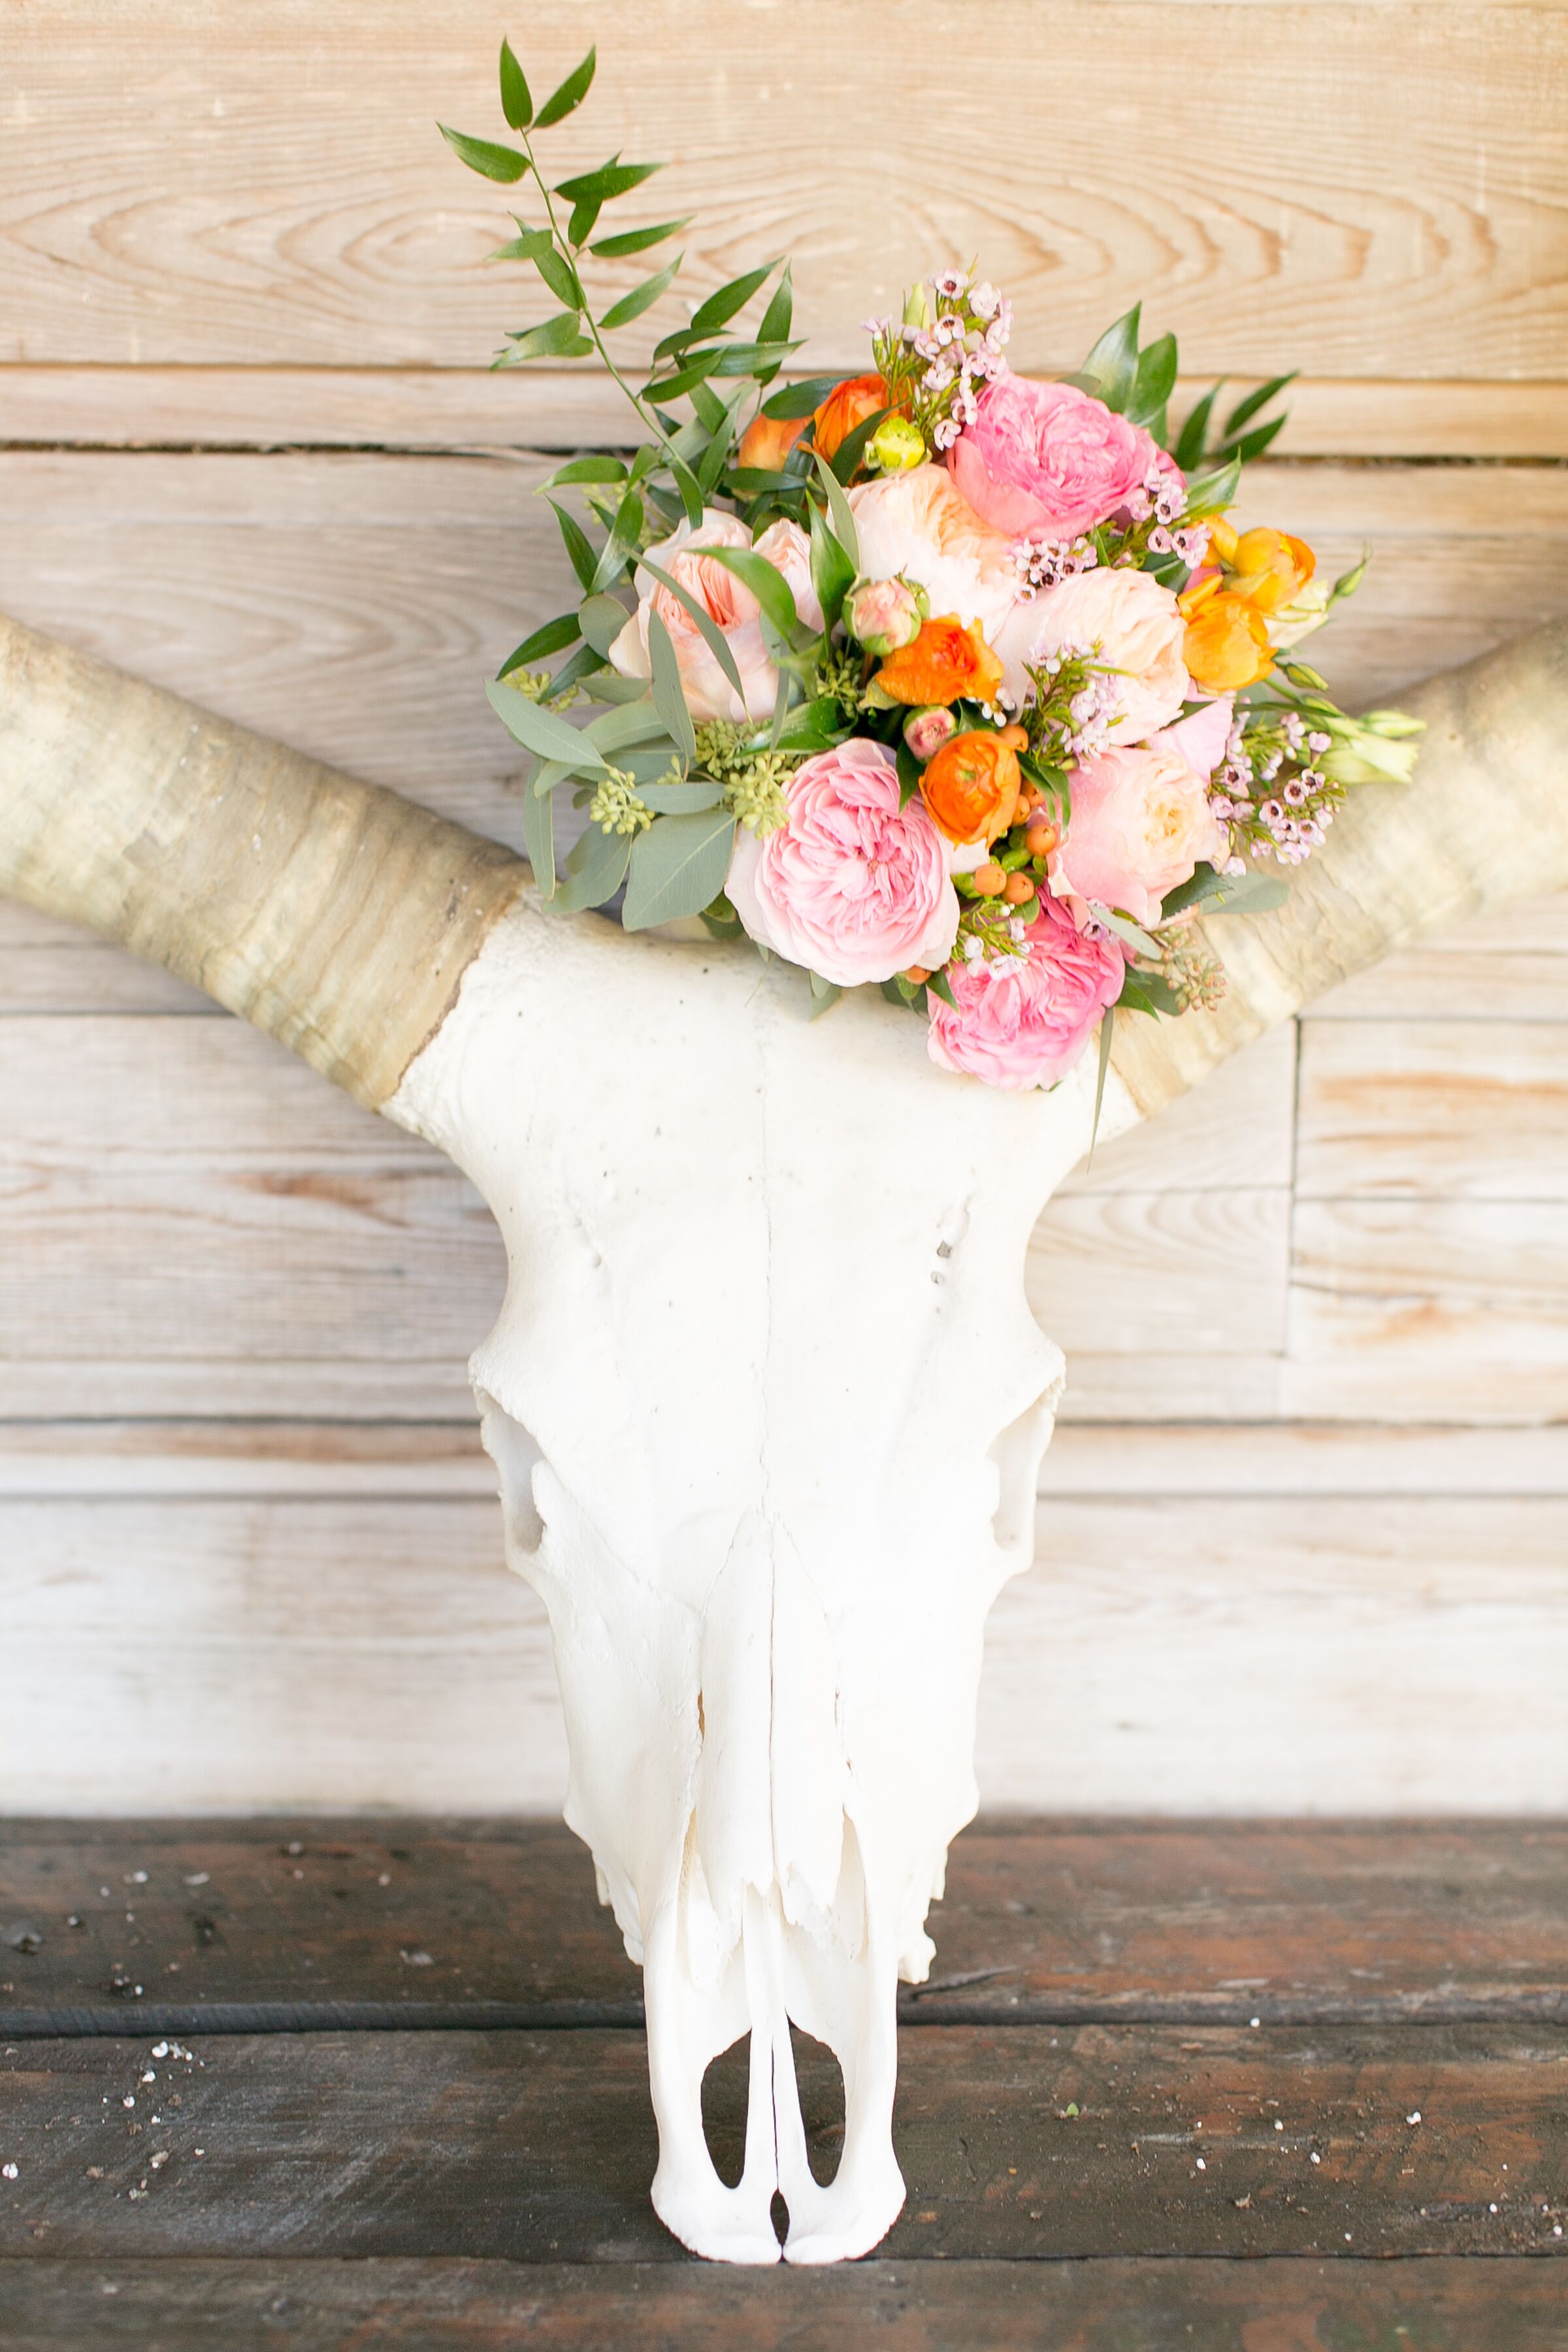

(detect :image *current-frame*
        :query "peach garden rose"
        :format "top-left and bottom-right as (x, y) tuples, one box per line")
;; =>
(848, 464), (1020, 644)
(610, 508), (823, 724)
(994, 566), (1189, 740)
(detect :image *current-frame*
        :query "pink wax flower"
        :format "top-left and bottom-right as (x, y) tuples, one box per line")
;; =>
(727, 738), (960, 988)
(948, 376), (1162, 542)
(927, 895), (1124, 1090)
(1050, 743), (1230, 927)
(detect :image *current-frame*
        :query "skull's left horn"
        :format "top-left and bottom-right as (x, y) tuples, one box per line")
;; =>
(0, 612), (525, 1109)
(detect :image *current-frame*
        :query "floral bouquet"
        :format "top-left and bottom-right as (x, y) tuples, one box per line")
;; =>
(444, 40), (1420, 1102)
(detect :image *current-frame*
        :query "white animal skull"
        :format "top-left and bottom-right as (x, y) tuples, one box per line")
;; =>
(389, 890), (1128, 2262)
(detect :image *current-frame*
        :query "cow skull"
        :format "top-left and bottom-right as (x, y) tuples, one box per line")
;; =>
(1, 612), (1565, 2263)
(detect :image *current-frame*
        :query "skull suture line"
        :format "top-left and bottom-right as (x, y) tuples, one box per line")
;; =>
(389, 894), (1122, 2262)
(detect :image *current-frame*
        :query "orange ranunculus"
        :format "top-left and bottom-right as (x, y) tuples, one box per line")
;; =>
(920, 731), (1022, 845)
(1182, 590), (1275, 691)
(1228, 527), (1315, 615)
(812, 373), (889, 463)
(735, 411), (807, 472)
(875, 614), (1005, 709)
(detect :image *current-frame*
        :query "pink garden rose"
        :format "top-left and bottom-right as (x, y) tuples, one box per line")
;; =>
(927, 894), (1124, 1091)
(848, 464), (1020, 643)
(994, 566), (1188, 739)
(1050, 743), (1229, 926)
(1148, 691), (1235, 779)
(948, 376), (1162, 542)
(727, 738), (960, 988)
(610, 509), (821, 723)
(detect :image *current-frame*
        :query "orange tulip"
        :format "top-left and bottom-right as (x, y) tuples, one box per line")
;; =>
(812, 373), (889, 463)
(1183, 591), (1275, 691)
(875, 615), (1005, 710)
(921, 732), (1022, 845)
(1227, 527), (1315, 615)
(735, 411), (807, 472)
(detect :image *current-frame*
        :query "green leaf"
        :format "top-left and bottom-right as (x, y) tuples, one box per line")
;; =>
(711, 337), (802, 378)
(1171, 381), (1222, 470)
(1117, 967), (1182, 1017)
(591, 217), (692, 259)
(811, 452), (860, 570)
(622, 808), (738, 929)
(637, 555), (747, 701)
(1128, 332), (1177, 428)
(1093, 904), (1164, 959)
(534, 44), (596, 129)
(687, 261), (781, 340)
(485, 677), (606, 772)
(895, 738), (921, 808)
(546, 498), (598, 592)
(1078, 306), (1141, 414)
(555, 820), (632, 913)
(579, 592), (632, 658)
(508, 310), (594, 361)
(497, 612), (580, 675)
(1223, 414), (1288, 465)
(488, 224), (555, 267)
(694, 543), (798, 638)
(1329, 553), (1369, 606)
(1223, 372), (1296, 439)
(808, 501), (855, 633)
(642, 349), (727, 404)
(641, 777), (723, 814)
(828, 406), (889, 483)
(774, 697), (848, 755)
(439, 125), (530, 184)
(647, 609), (697, 762)
(808, 970), (842, 1019)
(555, 158), (662, 206)
(567, 196), (603, 248)
(1183, 455), (1241, 517)
(666, 451), (706, 527)
(520, 771), (556, 896)
(584, 702), (669, 755)
(1088, 1003), (1116, 1164)
(925, 967), (958, 1010)
(1200, 870), (1289, 917)
(498, 39), (533, 131)
(756, 265), (792, 359)
(598, 257), (683, 332)
(762, 374), (839, 421)
(591, 483), (645, 591)
(544, 455), (627, 490)
(533, 246), (583, 310)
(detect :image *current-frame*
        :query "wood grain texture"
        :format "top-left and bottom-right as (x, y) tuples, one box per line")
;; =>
(5, 1820), (1566, 2029)
(3, 2022), (1565, 2261)
(5, 3), (1565, 387)
(7, 1495), (1567, 1814)
(5, 2257), (1565, 2352)
(7, 367), (1568, 458)
(1296, 1020), (1568, 1197)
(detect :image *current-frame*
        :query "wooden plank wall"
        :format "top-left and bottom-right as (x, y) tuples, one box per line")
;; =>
(1, 1), (1565, 1816)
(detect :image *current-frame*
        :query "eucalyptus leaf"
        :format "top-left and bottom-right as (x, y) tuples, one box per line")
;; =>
(647, 610), (697, 762)
(808, 971), (843, 1020)
(1200, 871), (1289, 917)
(520, 773), (556, 896)
(554, 820), (632, 913)
(598, 257), (683, 331)
(585, 700), (670, 753)
(1088, 1002), (1116, 1163)
(579, 592), (632, 658)
(1092, 903), (1164, 958)
(534, 43), (596, 129)
(498, 39), (532, 130)
(640, 777), (724, 814)
(486, 677), (607, 773)
(622, 808), (738, 930)
(439, 125), (530, 184)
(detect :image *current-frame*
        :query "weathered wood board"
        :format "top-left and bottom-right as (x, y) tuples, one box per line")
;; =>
(0, 0), (1565, 1816)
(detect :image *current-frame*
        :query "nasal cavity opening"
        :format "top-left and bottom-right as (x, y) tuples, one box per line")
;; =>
(988, 1387), (1058, 1556)
(699, 2027), (847, 2208)
(474, 1386), (545, 1558)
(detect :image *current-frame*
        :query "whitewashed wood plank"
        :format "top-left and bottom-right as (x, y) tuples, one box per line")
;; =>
(1284, 1198), (1568, 1420)
(1296, 1021), (1568, 1200)
(0, 1356), (476, 1420)
(4, 367), (1566, 461)
(1057, 1024), (1295, 1196)
(6, 1492), (1564, 1815)
(1308, 894), (1568, 1020)
(981, 1497), (1568, 1814)
(1054, 1353), (1286, 1424)
(5, 1415), (1559, 1500)
(5, 3), (1565, 382)
(1029, 1192), (1291, 1357)
(0, 901), (213, 1015)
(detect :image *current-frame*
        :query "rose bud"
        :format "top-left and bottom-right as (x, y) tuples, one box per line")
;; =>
(920, 731), (1022, 845)
(736, 412), (807, 472)
(1228, 527), (1316, 615)
(868, 415), (927, 474)
(904, 704), (958, 764)
(812, 373), (889, 463)
(845, 575), (924, 658)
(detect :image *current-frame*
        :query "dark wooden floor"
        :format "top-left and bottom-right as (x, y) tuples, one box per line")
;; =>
(2, 1820), (1565, 2347)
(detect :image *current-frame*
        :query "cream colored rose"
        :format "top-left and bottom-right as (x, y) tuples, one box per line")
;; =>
(848, 463), (1020, 644)
(994, 566), (1188, 740)
(610, 510), (822, 724)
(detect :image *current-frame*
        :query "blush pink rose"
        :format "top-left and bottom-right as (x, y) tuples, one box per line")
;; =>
(727, 738), (960, 987)
(948, 376), (1161, 541)
(1147, 691), (1234, 779)
(1051, 743), (1229, 926)
(610, 509), (821, 724)
(926, 894), (1124, 1091)
(994, 566), (1188, 738)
